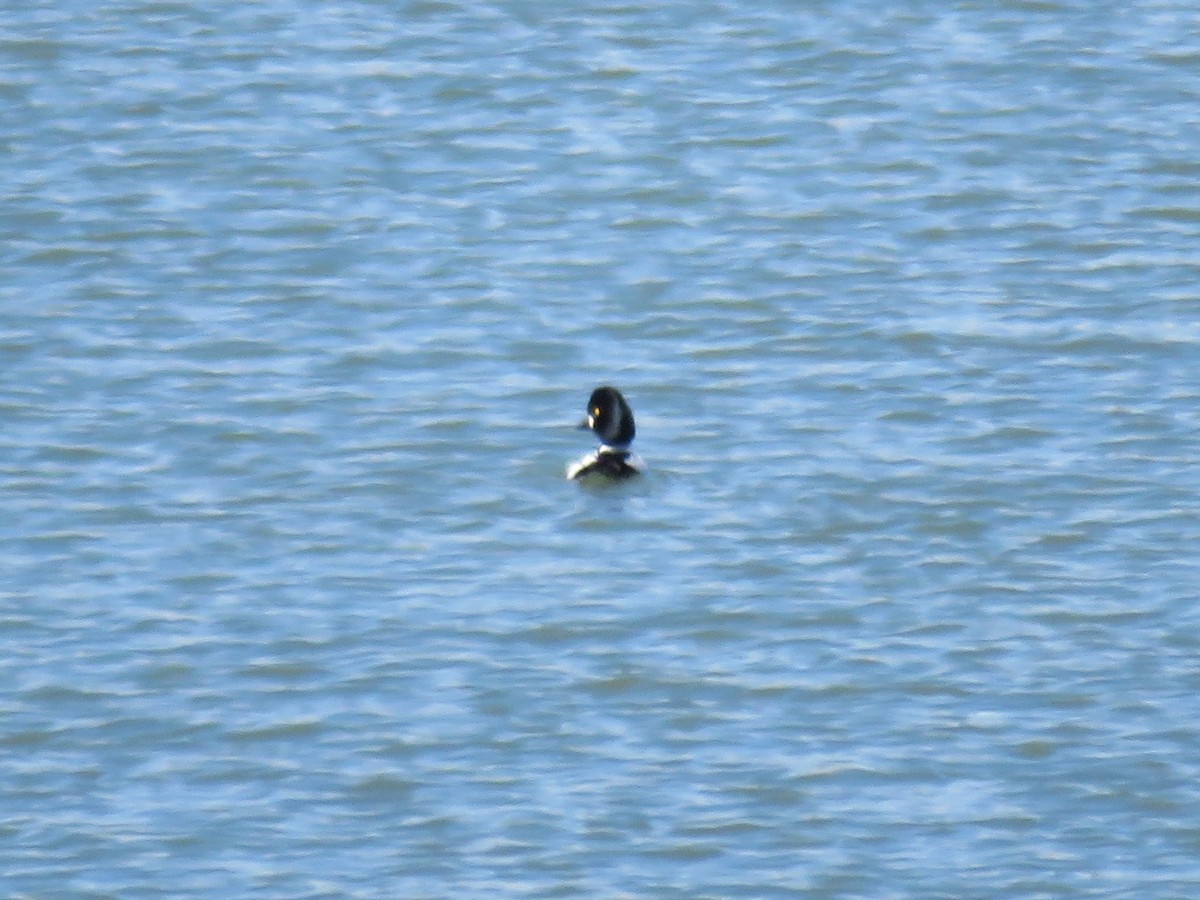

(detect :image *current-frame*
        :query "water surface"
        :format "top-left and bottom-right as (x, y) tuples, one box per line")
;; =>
(3, 0), (1200, 896)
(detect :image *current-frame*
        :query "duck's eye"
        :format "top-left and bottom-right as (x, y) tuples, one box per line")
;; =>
(592, 407), (601, 416)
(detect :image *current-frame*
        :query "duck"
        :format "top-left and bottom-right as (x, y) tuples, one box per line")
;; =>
(566, 385), (645, 481)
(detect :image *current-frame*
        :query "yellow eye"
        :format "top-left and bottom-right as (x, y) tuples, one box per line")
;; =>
(592, 407), (601, 416)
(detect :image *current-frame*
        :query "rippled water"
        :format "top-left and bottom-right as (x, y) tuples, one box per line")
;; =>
(4, 0), (1200, 895)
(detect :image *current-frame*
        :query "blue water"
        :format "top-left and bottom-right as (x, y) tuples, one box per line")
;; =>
(4, 0), (1200, 895)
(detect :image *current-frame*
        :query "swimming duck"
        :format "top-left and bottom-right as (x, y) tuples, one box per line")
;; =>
(566, 385), (645, 481)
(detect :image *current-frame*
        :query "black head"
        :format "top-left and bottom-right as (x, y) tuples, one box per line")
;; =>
(581, 385), (635, 447)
